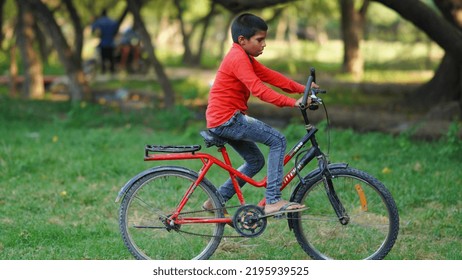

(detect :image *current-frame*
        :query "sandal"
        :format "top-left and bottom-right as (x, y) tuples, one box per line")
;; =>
(264, 201), (307, 217)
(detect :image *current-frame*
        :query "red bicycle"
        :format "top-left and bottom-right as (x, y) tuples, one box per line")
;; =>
(116, 68), (399, 260)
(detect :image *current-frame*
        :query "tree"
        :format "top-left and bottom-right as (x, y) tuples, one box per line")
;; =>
(371, 0), (462, 112)
(0, 0), (5, 46)
(126, 0), (175, 108)
(16, 0), (44, 99)
(173, 0), (217, 66)
(28, 0), (90, 101)
(340, 0), (369, 79)
(420, 0), (461, 109)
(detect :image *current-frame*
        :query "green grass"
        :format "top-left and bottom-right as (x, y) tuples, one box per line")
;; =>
(0, 96), (460, 260)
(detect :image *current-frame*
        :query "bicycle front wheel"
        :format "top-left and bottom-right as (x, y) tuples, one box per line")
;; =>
(292, 167), (399, 259)
(119, 167), (225, 260)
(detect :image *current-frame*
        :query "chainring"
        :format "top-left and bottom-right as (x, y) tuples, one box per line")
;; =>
(232, 204), (267, 237)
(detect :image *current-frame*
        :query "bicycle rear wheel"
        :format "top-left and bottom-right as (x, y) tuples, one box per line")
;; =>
(119, 167), (225, 260)
(292, 167), (399, 259)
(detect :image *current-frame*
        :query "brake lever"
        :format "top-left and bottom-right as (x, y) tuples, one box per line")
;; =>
(309, 93), (323, 111)
(309, 97), (322, 110)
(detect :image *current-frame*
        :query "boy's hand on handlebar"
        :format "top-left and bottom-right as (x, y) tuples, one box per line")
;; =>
(295, 82), (319, 107)
(295, 96), (311, 107)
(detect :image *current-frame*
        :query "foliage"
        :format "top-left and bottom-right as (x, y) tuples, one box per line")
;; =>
(0, 0), (440, 67)
(438, 121), (462, 157)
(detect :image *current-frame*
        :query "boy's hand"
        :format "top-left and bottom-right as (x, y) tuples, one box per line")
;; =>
(295, 96), (311, 107)
(295, 82), (319, 107)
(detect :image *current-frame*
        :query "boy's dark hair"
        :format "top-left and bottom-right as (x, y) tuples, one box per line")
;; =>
(231, 13), (268, 43)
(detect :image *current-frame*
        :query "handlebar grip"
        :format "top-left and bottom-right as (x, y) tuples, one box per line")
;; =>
(301, 76), (313, 109)
(300, 67), (316, 110)
(310, 67), (316, 83)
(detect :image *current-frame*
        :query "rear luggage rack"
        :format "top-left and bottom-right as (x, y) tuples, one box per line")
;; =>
(145, 145), (201, 157)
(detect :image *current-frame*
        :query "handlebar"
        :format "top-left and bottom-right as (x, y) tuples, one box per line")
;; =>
(300, 76), (313, 110)
(310, 67), (316, 83)
(299, 67), (326, 111)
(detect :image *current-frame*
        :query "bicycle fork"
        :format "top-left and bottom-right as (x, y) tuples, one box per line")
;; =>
(292, 145), (350, 226)
(318, 156), (350, 225)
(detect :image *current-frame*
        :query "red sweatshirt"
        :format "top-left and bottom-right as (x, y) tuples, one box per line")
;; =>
(206, 43), (305, 128)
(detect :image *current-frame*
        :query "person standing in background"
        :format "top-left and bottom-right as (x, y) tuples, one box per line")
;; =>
(91, 9), (118, 74)
(119, 26), (141, 73)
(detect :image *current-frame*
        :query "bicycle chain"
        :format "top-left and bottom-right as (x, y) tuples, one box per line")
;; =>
(171, 205), (306, 238)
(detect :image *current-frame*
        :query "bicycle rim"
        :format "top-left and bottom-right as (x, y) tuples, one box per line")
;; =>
(119, 169), (224, 260)
(293, 168), (399, 260)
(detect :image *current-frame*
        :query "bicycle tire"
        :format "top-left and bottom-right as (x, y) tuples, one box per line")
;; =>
(119, 166), (225, 260)
(292, 167), (399, 260)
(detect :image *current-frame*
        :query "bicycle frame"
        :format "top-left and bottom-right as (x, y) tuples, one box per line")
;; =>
(143, 125), (323, 225)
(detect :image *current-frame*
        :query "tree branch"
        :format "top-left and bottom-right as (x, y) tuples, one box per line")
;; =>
(359, 0), (370, 16)
(213, 0), (298, 14)
(372, 0), (462, 64)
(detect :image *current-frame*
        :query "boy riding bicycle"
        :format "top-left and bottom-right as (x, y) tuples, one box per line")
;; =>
(203, 13), (317, 215)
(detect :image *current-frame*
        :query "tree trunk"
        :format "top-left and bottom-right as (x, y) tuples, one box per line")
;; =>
(16, 0), (44, 99)
(127, 0), (175, 108)
(173, 0), (194, 65)
(62, 0), (84, 59)
(174, 0), (216, 66)
(194, 2), (216, 65)
(340, 0), (369, 79)
(372, 0), (462, 113)
(0, 0), (6, 45)
(9, 45), (18, 98)
(429, 0), (462, 110)
(417, 53), (461, 104)
(28, 0), (90, 102)
(34, 20), (51, 64)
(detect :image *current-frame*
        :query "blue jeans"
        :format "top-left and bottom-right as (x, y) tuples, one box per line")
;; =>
(210, 112), (286, 204)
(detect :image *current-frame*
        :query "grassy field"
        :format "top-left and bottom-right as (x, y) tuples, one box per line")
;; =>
(0, 95), (460, 260)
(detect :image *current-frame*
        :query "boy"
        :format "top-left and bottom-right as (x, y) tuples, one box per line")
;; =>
(204, 13), (314, 215)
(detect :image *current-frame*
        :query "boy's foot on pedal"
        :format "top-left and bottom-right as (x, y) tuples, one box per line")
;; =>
(264, 200), (306, 216)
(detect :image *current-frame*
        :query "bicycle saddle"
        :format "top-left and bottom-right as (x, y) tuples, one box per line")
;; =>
(200, 130), (228, 148)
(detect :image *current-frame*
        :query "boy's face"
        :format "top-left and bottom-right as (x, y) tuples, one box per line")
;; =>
(238, 30), (267, 57)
